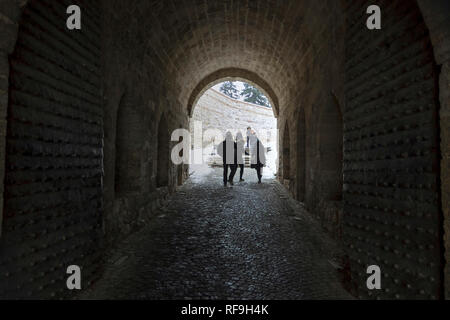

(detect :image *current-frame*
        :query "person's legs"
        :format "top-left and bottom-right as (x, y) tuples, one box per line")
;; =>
(223, 164), (228, 186)
(239, 164), (244, 181)
(229, 165), (237, 184)
(256, 166), (262, 183)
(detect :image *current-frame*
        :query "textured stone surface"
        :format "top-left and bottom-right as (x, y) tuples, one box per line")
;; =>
(0, 0), (448, 299)
(343, 0), (442, 299)
(417, 0), (450, 298)
(0, 0), (103, 299)
(79, 168), (351, 300)
(191, 89), (276, 148)
(440, 62), (450, 299)
(98, 1), (449, 299)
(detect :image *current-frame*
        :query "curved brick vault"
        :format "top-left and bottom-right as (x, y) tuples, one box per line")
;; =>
(0, 0), (449, 300)
(146, 0), (330, 119)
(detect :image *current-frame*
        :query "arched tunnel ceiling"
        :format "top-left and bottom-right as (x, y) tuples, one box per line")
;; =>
(138, 0), (332, 114)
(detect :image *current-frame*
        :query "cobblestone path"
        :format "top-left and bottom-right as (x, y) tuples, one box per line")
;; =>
(81, 167), (352, 299)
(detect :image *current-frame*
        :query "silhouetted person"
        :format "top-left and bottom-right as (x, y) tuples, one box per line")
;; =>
(248, 129), (257, 148)
(246, 127), (252, 147)
(250, 135), (266, 184)
(236, 132), (245, 181)
(217, 132), (237, 187)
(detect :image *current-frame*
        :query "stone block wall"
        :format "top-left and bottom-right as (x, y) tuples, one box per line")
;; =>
(0, 0), (21, 238)
(0, 0), (103, 298)
(342, 0), (442, 299)
(0, 0), (448, 299)
(100, 0), (450, 298)
(417, 0), (450, 300)
(191, 89), (277, 149)
(100, 0), (189, 245)
(276, 0), (346, 239)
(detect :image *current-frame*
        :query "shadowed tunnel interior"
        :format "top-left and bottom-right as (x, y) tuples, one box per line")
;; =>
(0, 0), (449, 300)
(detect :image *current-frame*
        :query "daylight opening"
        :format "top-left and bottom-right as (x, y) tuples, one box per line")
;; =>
(189, 81), (278, 183)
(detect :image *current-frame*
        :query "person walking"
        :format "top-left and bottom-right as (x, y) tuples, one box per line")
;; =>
(217, 132), (237, 187)
(236, 131), (245, 182)
(246, 127), (252, 147)
(250, 134), (266, 184)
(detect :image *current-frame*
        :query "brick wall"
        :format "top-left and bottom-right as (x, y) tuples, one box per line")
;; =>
(0, 0), (103, 298)
(0, 0), (22, 237)
(276, 0), (346, 239)
(417, 0), (450, 300)
(100, 0), (190, 245)
(0, 0), (448, 299)
(191, 89), (276, 149)
(343, 0), (442, 299)
(76, 0), (450, 298)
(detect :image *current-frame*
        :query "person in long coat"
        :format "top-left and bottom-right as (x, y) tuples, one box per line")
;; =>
(217, 131), (237, 186)
(250, 134), (266, 183)
(236, 131), (245, 182)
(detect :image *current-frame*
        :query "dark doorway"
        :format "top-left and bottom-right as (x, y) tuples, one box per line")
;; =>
(319, 96), (343, 201)
(177, 130), (184, 186)
(115, 95), (144, 196)
(297, 110), (306, 201)
(157, 115), (169, 187)
(283, 122), (291, 181)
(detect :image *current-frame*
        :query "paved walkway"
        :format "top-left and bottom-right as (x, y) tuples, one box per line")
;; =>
(81, 166), (351, 299)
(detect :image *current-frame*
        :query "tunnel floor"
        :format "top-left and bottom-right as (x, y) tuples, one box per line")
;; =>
(80, 166), (352, 299)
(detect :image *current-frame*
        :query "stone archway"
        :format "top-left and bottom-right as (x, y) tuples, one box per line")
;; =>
(0, 0), (448, 300)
